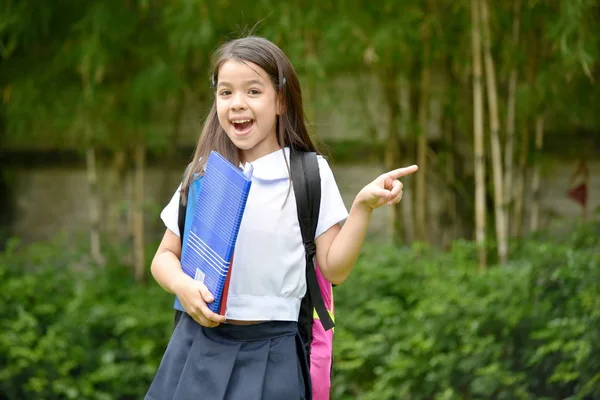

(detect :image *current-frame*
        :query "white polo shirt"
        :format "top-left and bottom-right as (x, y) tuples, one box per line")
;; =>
(160, 147), (349, 321)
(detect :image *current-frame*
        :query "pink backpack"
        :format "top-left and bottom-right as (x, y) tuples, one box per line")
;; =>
(290, 151), (336, 400)
(309, 267), (335, 399)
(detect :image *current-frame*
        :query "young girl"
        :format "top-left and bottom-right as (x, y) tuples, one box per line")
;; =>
(146, 36), (417, 400)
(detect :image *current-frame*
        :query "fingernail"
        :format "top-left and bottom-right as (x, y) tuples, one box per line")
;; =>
(207, 296), (214, 302)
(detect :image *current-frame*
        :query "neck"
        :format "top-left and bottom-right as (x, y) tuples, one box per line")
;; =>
(239, 146), (284, 164)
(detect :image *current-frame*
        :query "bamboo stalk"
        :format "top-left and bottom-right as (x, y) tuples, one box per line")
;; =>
(513, 125), (529, 238)
(133, 144), (146, 281)
(107, 150), (126, 246)
(530, 114), (544, 232)
(381, 69), (404, 244)
(415, 22), (431, 243)
(504, 0), (521, 240)
(472, 0), (487, 268)
(86, 145), (104, 265)
(399, 75), (414, 243)
(481, 0), (508, 264)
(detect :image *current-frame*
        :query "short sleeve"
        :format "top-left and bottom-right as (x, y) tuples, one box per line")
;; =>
(315, 156), (349, 238)
(160, 183), (182, 237)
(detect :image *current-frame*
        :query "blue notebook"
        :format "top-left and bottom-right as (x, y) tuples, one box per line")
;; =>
(174, 151), (253, 315)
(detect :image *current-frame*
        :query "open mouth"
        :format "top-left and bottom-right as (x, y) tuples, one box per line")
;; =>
(231, 119), (254, 135)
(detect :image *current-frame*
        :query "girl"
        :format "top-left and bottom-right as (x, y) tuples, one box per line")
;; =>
(146, 36), (417, 400)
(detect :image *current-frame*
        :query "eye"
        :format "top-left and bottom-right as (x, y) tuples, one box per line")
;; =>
(219, 90), (231, 96)
(248, 89), (261, 95)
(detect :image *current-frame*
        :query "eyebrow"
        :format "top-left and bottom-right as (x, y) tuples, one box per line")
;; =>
(217, 79), (266, 88)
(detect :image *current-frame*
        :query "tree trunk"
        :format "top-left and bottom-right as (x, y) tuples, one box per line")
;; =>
(530, 114), (544, 232)
(399, 75), (414, 243)
(415, 29), (431, 243)
(409, 62), (420, 240)
(514, 31), (538, 238)
(472, 0), (487, 268)
(446, 56), (470, 243)
(381, 69), (404, 244)
(504, 0), (521, 239)
(86, 145), (104, 265)
(132, 144), (146, 281)
(107, 150), (127, 247)
(481, 0), (508, 264)
(513, 125), (529, 238)
(442, 108), (458, 249)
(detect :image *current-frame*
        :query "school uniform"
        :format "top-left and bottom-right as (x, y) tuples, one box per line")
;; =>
(146, 147), (348, 400)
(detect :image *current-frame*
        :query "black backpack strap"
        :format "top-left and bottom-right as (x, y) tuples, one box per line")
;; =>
(291, 150), (335, 351)
(178, 194), (186, 246)
(177, 163), (193, 246)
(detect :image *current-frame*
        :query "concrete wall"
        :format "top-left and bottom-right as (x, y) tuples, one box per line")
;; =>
(8, 158), (598, 245)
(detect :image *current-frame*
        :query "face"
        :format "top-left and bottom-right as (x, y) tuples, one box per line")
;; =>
(216, 60), (281, 163)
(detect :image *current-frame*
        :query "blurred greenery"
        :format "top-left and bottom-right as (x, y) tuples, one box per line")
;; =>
(332, 221), (600, 399)
(2, 0), (598, 254)
(2, 0), (599, 150)
(1, 1), (599, 398)
(1, 221), (598, 399)
(0, 236), (173, 400)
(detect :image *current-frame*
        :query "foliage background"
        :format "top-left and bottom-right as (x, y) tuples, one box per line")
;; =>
(1, 222), (599, 399)
(1, 0), (599, 398)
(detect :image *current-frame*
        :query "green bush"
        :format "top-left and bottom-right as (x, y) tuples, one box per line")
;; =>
(0, 237), (173, 400)
(332, 222), (600, 400)
(0, 223), (598, 399)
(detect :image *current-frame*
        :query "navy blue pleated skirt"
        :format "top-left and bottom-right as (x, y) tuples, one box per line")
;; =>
(145, 313), (311, 400)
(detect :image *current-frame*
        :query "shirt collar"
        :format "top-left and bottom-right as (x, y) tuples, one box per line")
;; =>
(241, 147), (291, 181)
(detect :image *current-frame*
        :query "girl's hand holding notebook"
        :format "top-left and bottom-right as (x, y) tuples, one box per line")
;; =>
(174, 275), (226, 328)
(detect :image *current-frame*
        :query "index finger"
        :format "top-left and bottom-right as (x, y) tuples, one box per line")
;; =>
(387, 165), (418, 179)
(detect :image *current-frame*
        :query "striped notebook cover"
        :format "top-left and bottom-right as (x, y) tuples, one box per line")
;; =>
(175, 151), (253, 315)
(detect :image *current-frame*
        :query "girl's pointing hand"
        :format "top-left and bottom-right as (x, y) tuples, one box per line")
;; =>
(355, 165), (418, 211)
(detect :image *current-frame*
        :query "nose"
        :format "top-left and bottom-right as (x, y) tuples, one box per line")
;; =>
(230, 92), (247, 111)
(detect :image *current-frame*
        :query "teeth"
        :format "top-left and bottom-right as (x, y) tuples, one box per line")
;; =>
(231, 119), (251, 124)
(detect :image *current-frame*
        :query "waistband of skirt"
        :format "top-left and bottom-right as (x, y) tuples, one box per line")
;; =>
(202, 319), (298, 342)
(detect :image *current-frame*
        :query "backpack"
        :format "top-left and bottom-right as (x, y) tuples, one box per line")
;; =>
(173, 150), (335, 400)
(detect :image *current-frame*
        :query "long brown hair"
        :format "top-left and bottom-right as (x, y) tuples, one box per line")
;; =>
(180, 36), (318, 203)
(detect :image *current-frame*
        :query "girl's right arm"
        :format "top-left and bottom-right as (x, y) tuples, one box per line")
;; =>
(151, 228), (226, 327)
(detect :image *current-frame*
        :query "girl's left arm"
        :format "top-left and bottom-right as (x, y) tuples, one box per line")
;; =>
(315, 165), (418, 285)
